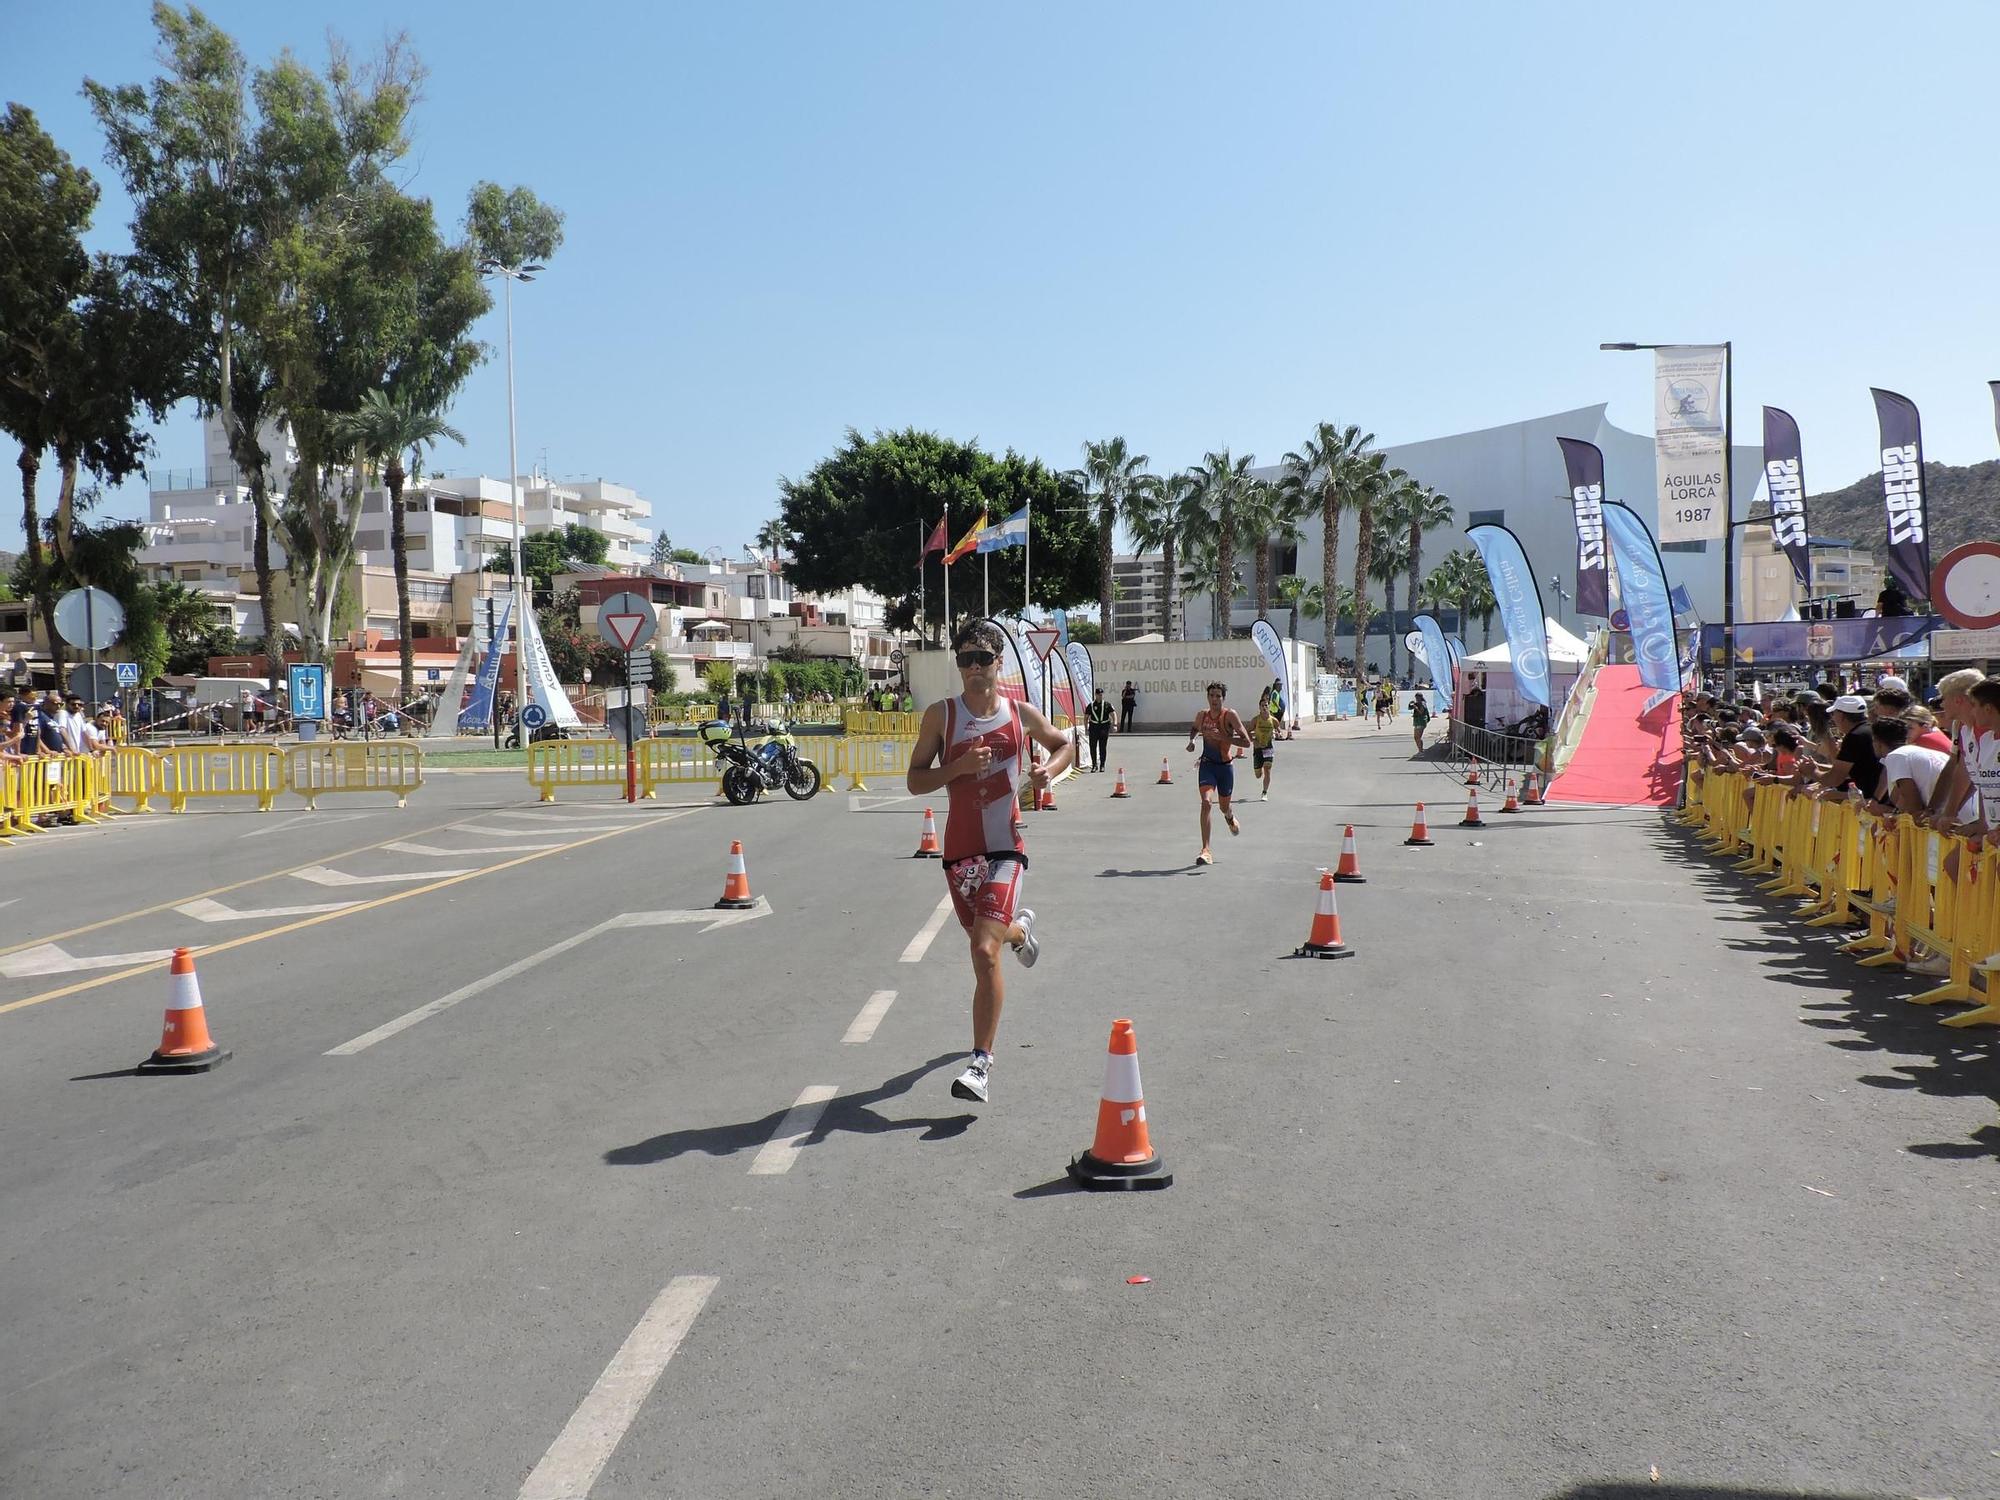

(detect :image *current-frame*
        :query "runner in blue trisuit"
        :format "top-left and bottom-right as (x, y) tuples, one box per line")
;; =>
(1186, 681), (1250, 866)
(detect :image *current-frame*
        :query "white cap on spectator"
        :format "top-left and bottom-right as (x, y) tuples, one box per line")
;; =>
(1831, 694), (1869, 715)
(1877, 674), (1910, 694)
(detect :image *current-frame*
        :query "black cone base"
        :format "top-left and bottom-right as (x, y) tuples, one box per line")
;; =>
(1295, 941), (1354, 960)
(137, 1046), (232, 1075)
(1459, 817), (1486, 829)
(913, 850), (940, 859)
(1068, 1151), (1172, 1191)
(1405, 836), (1434, 846)
(1334, 872), (1366, 884)
(714, 896), (757, 909)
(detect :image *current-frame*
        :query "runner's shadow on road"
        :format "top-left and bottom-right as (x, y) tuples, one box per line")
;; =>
(602, 1054), (974, 1166)
(1097, 865), (1206, 878)
(1547, 1484), (1883, 1499)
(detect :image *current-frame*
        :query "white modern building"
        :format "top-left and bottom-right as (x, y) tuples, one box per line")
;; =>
(1109, 553), (1170, 641)
(1186, 405), (1765, 662)
(138, 417), (654, 638)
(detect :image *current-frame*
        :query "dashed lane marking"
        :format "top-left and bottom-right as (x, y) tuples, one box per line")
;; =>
(841, 990), (898, 1045)
(0, 943), (180, 979)
(176, 896), (359, 923)
(899, 895), (954, 963)
(747, 1085), (839, 1175)
(0, 809), (702, 1018)
(292, 864), (476, 886)
(517, 1275), (719, 1500)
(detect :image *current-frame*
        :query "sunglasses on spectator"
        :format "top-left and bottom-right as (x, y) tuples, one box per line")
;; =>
(955, 650), (998, 668)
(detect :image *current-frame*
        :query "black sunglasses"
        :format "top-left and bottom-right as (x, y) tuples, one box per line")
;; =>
(955, 650), (998, 668)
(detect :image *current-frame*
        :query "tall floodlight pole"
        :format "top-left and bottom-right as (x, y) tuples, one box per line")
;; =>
(1601, 340), (1737, 696)
(480, 256), (544, 744)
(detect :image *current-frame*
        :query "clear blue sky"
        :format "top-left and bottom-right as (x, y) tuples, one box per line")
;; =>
(6, 0), (1999, 559)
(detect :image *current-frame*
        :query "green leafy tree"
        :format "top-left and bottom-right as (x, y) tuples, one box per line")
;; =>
(0, 103), (181, 678)
(780, 428), (1094, 625)
(649, 532), (675, 570)
(332, 389), (465, 704)
(489, 521), (611, 602)
(670, 547), (704, 565)
(1071, 437), (1149, 644)
(702, 660), (736, 699)
(88, 6), (298, 677)
(1235, 475), (1309, 626)
(466, 182), (565, 273)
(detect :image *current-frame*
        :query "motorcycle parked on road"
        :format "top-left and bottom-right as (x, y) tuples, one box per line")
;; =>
(703, 720), (821, 804)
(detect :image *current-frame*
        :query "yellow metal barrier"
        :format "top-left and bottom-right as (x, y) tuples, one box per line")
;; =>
(105, 746), (166, 814)
(286, 742), (425, 809)
(837, 734), (913, 791)
(1688, 773), (2000, 1030)
(639, 737), (723, 794)
(160, 743), (287, 813)
(526, 739), (630, 801)
(0, 758), (24, 838)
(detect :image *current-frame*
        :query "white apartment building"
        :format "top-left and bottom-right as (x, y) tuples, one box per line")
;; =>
(138, 418), (653, 637)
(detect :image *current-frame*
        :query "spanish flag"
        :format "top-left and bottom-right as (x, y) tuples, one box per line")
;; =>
(943, 511), (987, 565)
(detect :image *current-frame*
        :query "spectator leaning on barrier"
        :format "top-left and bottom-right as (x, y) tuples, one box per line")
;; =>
(1923, 669), (1990, 831)
(1814, 695), (1882, 800)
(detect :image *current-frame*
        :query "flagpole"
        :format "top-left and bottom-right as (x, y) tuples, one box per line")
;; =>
(917, 522), (926, 645)
(1023, 496), (1032, 617)
(983, 552), (990, 618)
(944, 550), (951, 638)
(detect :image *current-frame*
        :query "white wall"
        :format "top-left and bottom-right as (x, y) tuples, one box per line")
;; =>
(911, 637), (1316, 728)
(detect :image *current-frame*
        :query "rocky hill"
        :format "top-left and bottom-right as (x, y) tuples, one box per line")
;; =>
(1803, 458), (2000, 565)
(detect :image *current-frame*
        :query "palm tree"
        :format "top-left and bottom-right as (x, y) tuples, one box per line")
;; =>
(1368, 530), (1413, 678)
(1124, 471), (1198, 640)
(1282, 422), (1372, 668)
(1429, 548), (1498, 648)
(332, 389), (465, 709)
(1347, 455), (1397, 673)
(753, 517), (788, 565)
(1191, 449), (1252, 637)
(1396, 484), (1454, 647)
(1072, 438), (1151, 645)
(1418, 556), (1466, 632)
(1235, 476), (1306, 624)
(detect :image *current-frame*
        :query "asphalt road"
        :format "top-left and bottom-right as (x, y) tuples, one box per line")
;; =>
(2, 730), (1996, 1499)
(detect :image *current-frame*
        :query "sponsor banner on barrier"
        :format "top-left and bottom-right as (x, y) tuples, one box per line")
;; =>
(1654, 344), (1729, 544)
(1871, 388), (1932, 600)
(1698, 615), (1943, 666)
(1762, 407), (1812, 587)
(1555, 437), (1611, 617)
(1601, 502), (1681, 694)
(1466, 524), (1552, 708)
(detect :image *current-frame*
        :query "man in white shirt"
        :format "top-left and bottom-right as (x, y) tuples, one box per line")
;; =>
(1926, 669), (1990, 832)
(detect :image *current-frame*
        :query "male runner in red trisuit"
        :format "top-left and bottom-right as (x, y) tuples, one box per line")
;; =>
(906, 621), (1076, 1102)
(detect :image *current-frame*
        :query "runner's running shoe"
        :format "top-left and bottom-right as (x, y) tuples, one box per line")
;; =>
(951, 1051), (992, 1102)
(1013, 908), (1038, 968)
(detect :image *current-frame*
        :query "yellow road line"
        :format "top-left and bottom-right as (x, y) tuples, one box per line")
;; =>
(0, 810), (697, 1018)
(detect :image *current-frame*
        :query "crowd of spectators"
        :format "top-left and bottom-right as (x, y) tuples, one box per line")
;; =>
(0, 688), (126, 826)
(1683, 667), (2000, 974)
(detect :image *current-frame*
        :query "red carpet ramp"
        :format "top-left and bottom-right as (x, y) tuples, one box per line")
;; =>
(1545, 665), (1683, 807)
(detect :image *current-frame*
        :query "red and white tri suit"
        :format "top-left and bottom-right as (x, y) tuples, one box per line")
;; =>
(940, 693), (1028, 931)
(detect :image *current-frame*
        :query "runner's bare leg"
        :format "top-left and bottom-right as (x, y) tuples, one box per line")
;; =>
(968, 915), (1021, 1053)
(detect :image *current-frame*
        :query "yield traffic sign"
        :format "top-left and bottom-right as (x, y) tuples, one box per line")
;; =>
(595, 591), (658, 653)
(1025, 626), (1061, 660)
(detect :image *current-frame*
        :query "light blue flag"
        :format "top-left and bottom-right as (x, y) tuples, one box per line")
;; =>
(975, 506), (1029, 553)
(1466, 525), (1551, 708)
(1413, 614), (1452, 692)
(463, 597), (513, 729)
(1602, 502), (1682, 695)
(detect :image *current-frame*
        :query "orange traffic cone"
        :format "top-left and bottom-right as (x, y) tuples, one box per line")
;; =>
(1460, 788), (1486, 828)
(715, 839), (757, 908)
(1295, 870), (1353, 959)
(1465, 766), (1481, 787)
(1039, 779), (1059, 812)
(1156, 756), (1173, 785)
(1522, 768), (1545, 806)
(137, 948), (231, 1074)
(1499, 774), (1520, 814)
(1333, 824), (1367, 883)
(1067, 1018), (1172, 1191)
(1110, 767), (1131, 798)
(1405, 802), (1434, 846)
(913, 807), (942, 858)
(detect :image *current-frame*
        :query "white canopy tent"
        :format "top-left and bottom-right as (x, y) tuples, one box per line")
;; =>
(1460, 617), (1590, 728)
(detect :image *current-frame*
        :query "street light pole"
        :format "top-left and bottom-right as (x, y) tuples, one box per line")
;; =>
(479, 256), (544, 746)
(1600, 339), (1737, 697)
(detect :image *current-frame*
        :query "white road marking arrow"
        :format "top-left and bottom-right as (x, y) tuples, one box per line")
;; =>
(0, 942), (178, 979)
(176, 896), (359, 923)
(455, 820), (640, 837)
(292, 864), (474, 886)
(383, 839), (565, 856)
(326, 897), (771, 1055)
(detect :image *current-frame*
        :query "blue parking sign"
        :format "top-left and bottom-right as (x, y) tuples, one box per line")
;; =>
(287, 663), (328, 721)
